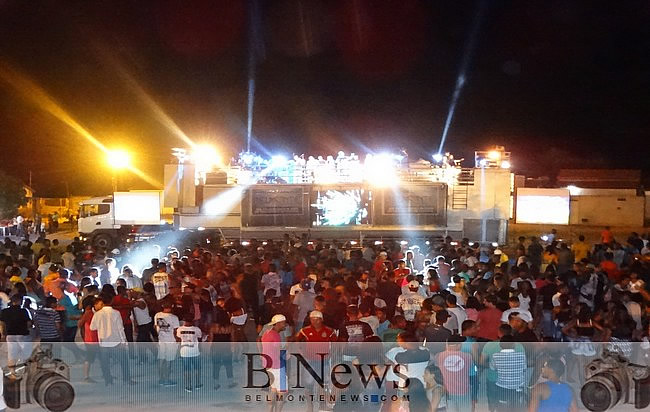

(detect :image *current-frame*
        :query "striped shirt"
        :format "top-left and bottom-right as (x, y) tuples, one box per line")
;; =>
(33, 308), (61, 340)
(490, 349), (527, 390)
(151, 273), (169, 300)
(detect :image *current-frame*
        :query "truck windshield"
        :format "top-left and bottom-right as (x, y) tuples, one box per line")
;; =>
(80, 204), (110, 217)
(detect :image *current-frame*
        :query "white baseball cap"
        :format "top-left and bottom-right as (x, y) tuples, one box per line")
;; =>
(269, 314), (287, 325)
(309, 310), (323, 319)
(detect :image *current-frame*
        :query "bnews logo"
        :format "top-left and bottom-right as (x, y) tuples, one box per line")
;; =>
(243, 350), (413, 392)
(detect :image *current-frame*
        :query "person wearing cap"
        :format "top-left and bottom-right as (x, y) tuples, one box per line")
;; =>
(435, 334), (474, 412)
(296, 310), (336, 343)
(295, 310), (336, 412)
(293, 278), (315, 325)
(289, 273), (316, 298)
(397, 280), (425, 323)
(261, 314), (287, 408)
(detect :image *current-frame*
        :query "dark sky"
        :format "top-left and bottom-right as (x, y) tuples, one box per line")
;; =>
(0, 0), (649, 196)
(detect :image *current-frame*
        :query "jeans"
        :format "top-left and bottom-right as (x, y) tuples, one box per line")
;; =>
(124, 324), (135, 358)
(541, 310), (556, 339)
(99, 344), (131, 384)
(136, 322), (156, 361)
(211, 345), (233, 381)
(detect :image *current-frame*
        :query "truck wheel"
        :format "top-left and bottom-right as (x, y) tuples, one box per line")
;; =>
(92, 234), (113, 249)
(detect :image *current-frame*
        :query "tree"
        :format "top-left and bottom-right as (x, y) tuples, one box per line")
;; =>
(0, 170), (26, 219)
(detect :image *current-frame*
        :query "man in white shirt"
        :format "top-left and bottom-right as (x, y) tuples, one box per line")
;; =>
(177, 315), (203, 393)
(154, 301), (180, 386)
(501, 296), (533, 324)
(90, 294), (134, 385)
(261, 264), (282, 297)
(397, 281), (425, 322)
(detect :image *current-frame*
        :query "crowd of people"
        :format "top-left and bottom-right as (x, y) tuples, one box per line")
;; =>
(0, 228), (649, 411)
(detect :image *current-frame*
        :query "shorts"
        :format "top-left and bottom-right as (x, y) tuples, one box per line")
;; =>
(158, 342), (178, 361)
(182, 356), (200, 371)
(268, 368), (286, 391)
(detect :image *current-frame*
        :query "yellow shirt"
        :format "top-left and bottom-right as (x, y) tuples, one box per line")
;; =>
(571, 242), (590, 262)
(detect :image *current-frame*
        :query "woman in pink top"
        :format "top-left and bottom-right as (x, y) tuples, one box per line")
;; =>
(78, 296), (99, 383)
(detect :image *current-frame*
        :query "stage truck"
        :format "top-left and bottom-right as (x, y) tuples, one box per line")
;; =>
(161, 146), (514, 245)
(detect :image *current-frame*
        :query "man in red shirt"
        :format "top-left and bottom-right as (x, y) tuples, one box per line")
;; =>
(393, 260), (411, 287)
(296, 310), (336, 412)
(601, 226), (614, 245)
(297, 310), (337, 343)
(599, 252), (619, 281)
(113, 285), (135, 358)
(476, 295), (503, 341)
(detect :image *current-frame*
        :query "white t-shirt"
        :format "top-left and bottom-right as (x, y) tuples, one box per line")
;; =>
(501, 308), (533, 323)
(154, 312), (180, 343)
(177, 325), (202, 357)
(447, 306), (467, 329)
(397, 292), (425, 321)
(517, 294), (532, 312)
(261, 272), (282, 297)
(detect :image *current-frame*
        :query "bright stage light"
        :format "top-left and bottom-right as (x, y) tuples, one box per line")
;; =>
(241, 241), (250, 246)
(487, 150), (501, 160)
(374, 240), (383, 245)
(491, 242), (499, 247)
(400, 240), (408, 246)
(192, 144), (220, 173)
(500, 160), (511, 169)
(479, 159), (488, 167)
(271, 155), (288, 168)
(364, 153), (399, 187)
(106, 150), (131, 169)
(432, 153), (444, 162)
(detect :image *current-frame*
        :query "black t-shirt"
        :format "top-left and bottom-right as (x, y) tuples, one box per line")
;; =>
(1, 305), (31, 336)
(377, 280), (401, 307)
(539, 283), (558, 310)
(339, 320), (373, 342)
(514, 328), (538, 342)
(395, 348), (431, 365)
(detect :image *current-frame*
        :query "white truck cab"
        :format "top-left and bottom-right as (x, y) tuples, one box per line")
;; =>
(78, 191), (164, 249)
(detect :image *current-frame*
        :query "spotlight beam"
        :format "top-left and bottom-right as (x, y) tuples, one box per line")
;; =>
(436, 0), (487, 155)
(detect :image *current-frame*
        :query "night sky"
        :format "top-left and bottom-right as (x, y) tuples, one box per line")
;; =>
(0, 0), (649, 196)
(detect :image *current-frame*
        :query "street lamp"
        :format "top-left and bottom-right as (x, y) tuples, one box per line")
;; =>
(106, 150), (131, 192)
